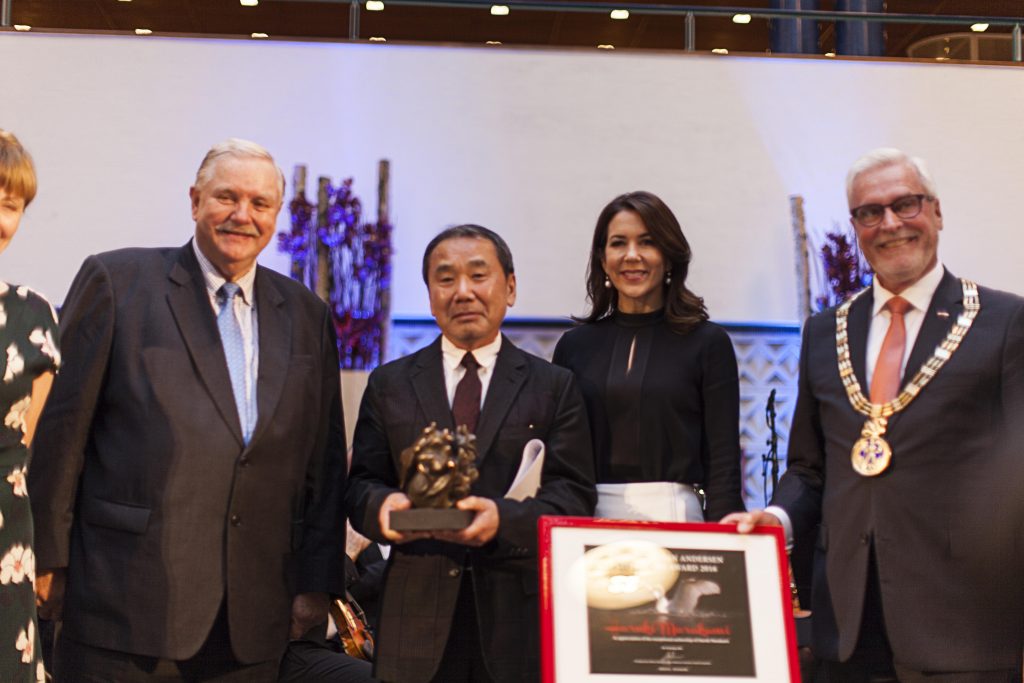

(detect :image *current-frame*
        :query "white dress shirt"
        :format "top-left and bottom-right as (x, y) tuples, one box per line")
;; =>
(864, 260), (944, 392)
(192, 241), (260, 424)
(441, 333), (502, 409)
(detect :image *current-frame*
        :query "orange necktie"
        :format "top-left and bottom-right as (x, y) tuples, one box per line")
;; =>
(870, 296), (913, 404)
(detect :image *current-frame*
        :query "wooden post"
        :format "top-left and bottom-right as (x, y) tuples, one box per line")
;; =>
(289, 165), (310, 283)
(790, 194), (813, 322)
(316, 176), (331, 304)
(377, 159), (391, 362)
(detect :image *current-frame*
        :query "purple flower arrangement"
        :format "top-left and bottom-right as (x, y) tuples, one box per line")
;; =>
(815, 225), (872, 311)
(278, 169), (392, 370)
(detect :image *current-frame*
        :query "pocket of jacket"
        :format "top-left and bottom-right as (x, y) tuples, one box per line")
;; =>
(81, 497), (152, 534)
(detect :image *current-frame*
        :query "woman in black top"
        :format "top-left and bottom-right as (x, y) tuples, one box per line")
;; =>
(552, 191), (745, 522)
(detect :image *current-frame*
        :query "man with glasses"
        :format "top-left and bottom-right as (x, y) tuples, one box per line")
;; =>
(726, 148), (1024, 681)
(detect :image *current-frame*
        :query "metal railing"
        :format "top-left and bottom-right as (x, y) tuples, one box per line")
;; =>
(3, 0), (1023, 61)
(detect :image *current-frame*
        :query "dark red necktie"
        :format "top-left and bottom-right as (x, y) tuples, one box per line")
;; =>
(870, 296), (913, 403)
(452, 352), (481, 433)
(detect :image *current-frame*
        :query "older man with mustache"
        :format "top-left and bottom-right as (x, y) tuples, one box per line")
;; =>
(29, 139), (348, 681)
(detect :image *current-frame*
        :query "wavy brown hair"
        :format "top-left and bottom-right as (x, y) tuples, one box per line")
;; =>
(579, 191), (707, 335)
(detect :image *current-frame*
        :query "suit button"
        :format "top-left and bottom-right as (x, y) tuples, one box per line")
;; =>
(449, 568), (461, 577)
(859, 533), (869, 545)
(238, 455), (250, 466)
(231, 514), (242, 527)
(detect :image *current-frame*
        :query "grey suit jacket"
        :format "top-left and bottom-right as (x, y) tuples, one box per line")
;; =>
(345, 335), (596, 683)
(773, 269), (1024, 670)
(29, 243), (347, 663)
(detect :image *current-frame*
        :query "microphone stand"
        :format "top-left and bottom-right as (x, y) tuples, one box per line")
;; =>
(761, 389), (779, 506)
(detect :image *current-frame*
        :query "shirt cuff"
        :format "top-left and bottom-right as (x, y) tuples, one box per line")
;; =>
(764, 505), (793, 552)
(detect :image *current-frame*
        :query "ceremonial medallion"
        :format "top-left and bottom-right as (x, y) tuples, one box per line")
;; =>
(851, 418), (892, 476)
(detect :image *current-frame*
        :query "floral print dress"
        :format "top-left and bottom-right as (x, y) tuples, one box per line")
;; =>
(0, 283), (59, 683)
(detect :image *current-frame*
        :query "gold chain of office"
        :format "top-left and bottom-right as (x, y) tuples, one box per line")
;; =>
(835, 278), (980, 476)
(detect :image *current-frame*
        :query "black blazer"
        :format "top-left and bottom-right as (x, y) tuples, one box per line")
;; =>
(345, 336), (596, 683)
(29, 244), (347, 663)
(773, 270), (1024, 670)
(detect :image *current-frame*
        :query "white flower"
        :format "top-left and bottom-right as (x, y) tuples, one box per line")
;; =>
(4, 396), (30, 434)
(15, 620), (34, 664)
(0, 301), (6, 328)
(3, 342), (23, 382)
(29, 327), (61, 367)
(7, 465), (27, 497)
(0, 544), (32, 584)
(0, 508), (4, 530)
(23, 545), (36, 585)
(36, 661), (45, 683)
(0, 282), (8, 296)
(15, 285), (27, 299)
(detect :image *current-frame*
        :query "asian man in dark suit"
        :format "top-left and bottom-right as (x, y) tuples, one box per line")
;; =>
(28, 139), (347, 681)
(727, 148), (1024, 682)
(345, 224), (596, 682)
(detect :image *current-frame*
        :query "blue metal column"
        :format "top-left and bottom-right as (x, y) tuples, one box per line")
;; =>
(770, 0), (820, 55)
(836, 0), (885, 57)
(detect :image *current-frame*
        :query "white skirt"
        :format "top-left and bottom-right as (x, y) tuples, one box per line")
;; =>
(595, 481), (704, 522)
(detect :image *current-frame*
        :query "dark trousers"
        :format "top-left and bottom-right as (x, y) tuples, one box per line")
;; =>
(53, 605), (278, 683)
(278, 635), (377, 682)
(428, 575), (493, 683)
(816, 549), (1020, 683)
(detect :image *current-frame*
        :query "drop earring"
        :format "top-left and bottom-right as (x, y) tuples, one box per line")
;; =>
(665, 271), (672, 286)
(604, 276), (611, 289)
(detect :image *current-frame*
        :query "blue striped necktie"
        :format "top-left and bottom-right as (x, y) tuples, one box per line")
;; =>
(216, 283), (252, 443)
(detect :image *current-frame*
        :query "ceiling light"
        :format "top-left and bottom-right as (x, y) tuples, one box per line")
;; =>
(251, 32), (268, 38)
(240, 0), (258, 6)
(13, 24), (30, 31)
(118, 0), (132, 3)
(369, 36), (386, 42)
(366, 1), (384, 11)
(486, 40), (502, 45)
(711, 48), (729, 54)
(135, 28), (153, 35)
(490, 5), (509, 16)
(732, 14), (752, 24)
(825, 51), (836, 57)
(610, 9), (629, 20)
(970, 23), (989, 32)
(597, 44), (615, 50)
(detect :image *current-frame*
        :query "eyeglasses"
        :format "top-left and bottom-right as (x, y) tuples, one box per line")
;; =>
(850, 194), (933, 227)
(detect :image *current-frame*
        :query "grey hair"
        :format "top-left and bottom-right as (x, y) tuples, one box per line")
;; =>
(194, 138), (285, 198)
(846, 147), (938, 205)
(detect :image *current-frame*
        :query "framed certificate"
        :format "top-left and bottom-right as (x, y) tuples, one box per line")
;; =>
(539, 517), (799, 682)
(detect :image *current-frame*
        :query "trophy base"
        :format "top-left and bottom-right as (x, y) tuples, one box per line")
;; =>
(391, 508), (474, 532)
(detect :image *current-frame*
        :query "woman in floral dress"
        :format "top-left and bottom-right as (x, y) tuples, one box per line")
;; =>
(0, 130), (60, 683)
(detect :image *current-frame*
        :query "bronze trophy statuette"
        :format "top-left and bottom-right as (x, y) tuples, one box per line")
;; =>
(390, 423), (480, 532)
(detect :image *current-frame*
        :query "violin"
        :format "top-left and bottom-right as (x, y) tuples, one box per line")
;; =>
(331, 592), (375, 661)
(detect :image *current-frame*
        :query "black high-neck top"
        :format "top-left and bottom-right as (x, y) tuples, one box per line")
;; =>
(552, 310), (745, 521)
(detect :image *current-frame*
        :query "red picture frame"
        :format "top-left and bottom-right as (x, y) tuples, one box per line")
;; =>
(539, 516), (799, 682)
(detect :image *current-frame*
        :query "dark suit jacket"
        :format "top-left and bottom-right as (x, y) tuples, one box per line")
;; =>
(345, 336), (596, 683)
(29, 243), (347, 663)
(773, 270), (1024, 670)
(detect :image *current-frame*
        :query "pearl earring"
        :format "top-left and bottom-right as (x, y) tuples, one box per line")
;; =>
(604, 276), (611, 289)
(665, 271), (672, 286)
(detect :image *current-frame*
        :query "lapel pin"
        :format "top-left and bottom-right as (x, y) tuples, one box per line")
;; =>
(936, 310), (950, 318)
